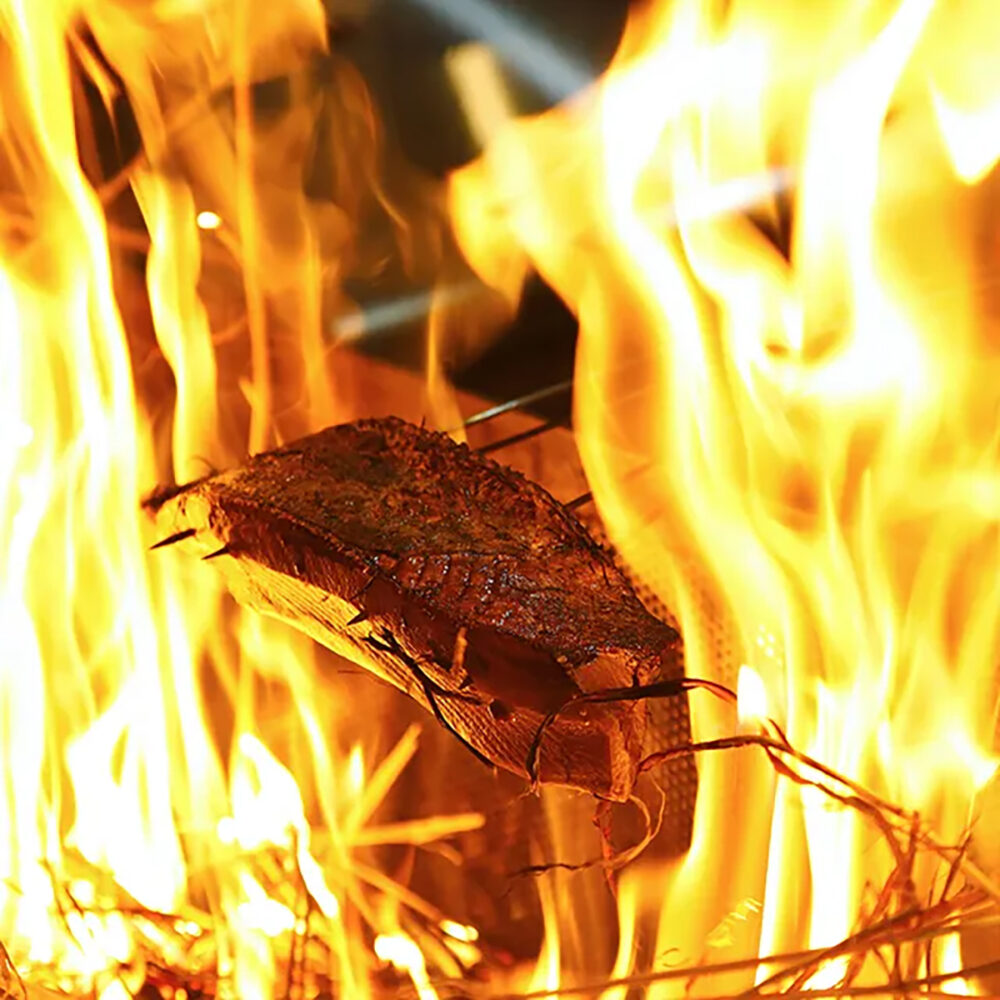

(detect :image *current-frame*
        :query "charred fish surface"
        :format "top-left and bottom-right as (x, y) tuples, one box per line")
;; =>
(145, 416), (683, 801)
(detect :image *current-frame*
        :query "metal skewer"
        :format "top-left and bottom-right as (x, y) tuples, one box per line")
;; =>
(462, 378), (572, 428)
(476, 420), (558, 455)
(564, 491), (593, 511)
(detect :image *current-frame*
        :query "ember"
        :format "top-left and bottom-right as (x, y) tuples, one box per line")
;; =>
(2, 0), (999, 997)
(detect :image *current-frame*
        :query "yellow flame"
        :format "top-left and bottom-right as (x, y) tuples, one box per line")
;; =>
(374, 933), (440, 1000)
(445, 43), (516, 152)
(444, 0), (1000, 989)
(528, 871), (561, 995)
(940, 934), (973, 997)
(5, 0), (999, 991)
(0, 0), (481, 994)
(441, 920), (479, 944)
(599, 877), (638, 1000)
(736, 665), (768, 726)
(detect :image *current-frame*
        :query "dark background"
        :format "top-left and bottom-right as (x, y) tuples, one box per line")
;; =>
(332, 0), (632, 421)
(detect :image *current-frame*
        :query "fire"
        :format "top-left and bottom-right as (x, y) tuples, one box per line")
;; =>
(3, 0), (999, 994)
(737, 664), (768, 726)
(0, 0), (483, 996)
(447, 0), (1000, 993)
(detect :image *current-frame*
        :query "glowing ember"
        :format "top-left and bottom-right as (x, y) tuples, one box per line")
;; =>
(195, 210), (222, 231)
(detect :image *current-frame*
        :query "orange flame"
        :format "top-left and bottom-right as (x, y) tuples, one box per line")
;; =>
(4, 0), (1000, 994)
(0, 0), (483, 995)
(447, 0), (1000, 991)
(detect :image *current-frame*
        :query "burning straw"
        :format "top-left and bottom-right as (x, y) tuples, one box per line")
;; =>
(5, 692), (995, 1000)
(475, 697), (1000, 1000)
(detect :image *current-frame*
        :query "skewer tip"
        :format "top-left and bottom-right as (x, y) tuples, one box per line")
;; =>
(149, 528), (197, 551)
